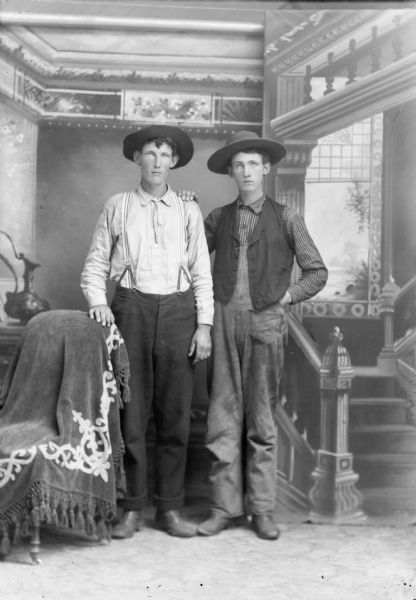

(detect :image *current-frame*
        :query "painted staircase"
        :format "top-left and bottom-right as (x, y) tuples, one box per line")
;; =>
(349, 373), (416, 516)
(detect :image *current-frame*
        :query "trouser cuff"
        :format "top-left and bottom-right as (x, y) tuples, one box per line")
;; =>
(153, 491), (184, 511)
(118, 492), (147, 511)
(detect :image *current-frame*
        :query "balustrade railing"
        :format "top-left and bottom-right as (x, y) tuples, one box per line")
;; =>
(303, 15), (413, 103)
(281, 313), (322, 449)
(393, 275), (416, 342)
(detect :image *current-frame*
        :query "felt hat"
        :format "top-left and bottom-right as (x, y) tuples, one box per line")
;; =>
(207, 130), (286, 174)
(123, 124), (194, 168)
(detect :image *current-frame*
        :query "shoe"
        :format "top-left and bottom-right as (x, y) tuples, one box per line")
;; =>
(111, 510), (143, 539)
(197, 513), (229, 536)
(154, 509), (197, 538)
(252, 514), (280, 540)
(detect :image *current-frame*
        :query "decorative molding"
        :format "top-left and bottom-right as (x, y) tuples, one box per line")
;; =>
(275, 9), (415, 77)
(0, 29), (263, 89)
(0, 67), (263, 128)
(41, 120), (254, 140)
(303, 301), (380, 320)
(277, 139), (317, 173)
(265, 10), (377, 75)
(368, 112), (383, 302)
(0, 13), (263, 35)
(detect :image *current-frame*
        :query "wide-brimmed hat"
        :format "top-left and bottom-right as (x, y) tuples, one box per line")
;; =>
(207, 130), (286, 174)
(123, 124), (194, 168)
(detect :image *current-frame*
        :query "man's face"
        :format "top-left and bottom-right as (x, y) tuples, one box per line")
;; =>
(134, 141), (178, 187)
(229, 151), (270, 193)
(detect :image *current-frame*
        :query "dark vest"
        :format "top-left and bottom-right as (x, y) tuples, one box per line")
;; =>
(212, 196), (294, 311)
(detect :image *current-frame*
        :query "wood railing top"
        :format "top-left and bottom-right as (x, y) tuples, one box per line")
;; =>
(395, 274), (416, 303)
(287, 312), (321, 372)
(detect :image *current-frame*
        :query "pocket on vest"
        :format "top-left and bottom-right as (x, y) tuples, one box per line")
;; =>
(249, 304), (286, 343)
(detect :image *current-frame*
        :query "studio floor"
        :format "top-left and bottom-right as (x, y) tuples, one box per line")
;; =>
(2, 499), (416, 600)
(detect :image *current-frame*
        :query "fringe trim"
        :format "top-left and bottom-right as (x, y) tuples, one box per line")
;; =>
(115, 366), (131, 408)
(112, 440), (127, 498)
(0, 479), (117, 543)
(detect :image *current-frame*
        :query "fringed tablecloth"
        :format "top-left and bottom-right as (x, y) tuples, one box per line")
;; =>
(0, 310), (130, 550)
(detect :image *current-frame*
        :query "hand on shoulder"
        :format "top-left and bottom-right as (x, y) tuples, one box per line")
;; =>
(176, 190), (198, 203)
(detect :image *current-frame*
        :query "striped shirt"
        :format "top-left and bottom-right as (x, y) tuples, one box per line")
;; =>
(81, 185), (214, 325)
(205, 195), (327, 304)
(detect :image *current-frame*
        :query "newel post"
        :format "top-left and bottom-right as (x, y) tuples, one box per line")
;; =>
(377, 277), (400, 374)
(308, 327), (365, 523)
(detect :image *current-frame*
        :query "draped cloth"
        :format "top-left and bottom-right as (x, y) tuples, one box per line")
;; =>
(0, 310), (130, 544)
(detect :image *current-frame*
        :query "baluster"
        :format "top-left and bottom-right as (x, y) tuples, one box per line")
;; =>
(346, 39), (357, 85)
(392, 15), (403, 62)
(304, 65), (313, 104)
(323, 52), (334, 95)
(370, 26), (381, 73)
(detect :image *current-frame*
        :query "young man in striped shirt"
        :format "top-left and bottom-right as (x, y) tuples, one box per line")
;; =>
(81, 125), (213, 539)
(198, 130), (327, 540)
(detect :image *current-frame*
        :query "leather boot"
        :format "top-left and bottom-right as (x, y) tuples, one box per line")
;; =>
(197, 513), (229, 536)
(154, 509), (197, 538)
(252, 514), (280, 540)
(111, 510), (143, 539)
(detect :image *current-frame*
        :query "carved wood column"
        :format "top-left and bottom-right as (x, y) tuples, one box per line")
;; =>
(263, 71), (311, 201)
(308, 328), (365, 523)
(264, 75), (305, 140)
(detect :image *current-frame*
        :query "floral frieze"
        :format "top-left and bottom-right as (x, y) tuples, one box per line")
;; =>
(123, 92), (212, 124)
(1, 72), (263, 127)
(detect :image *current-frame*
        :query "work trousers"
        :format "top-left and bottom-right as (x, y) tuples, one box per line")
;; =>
(111, 286), (196, 511)
(206, 244), (286, 517)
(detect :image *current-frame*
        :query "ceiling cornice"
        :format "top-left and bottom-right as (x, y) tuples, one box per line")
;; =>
(0, 13), (263, 34)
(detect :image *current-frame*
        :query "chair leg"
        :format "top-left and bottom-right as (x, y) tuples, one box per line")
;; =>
(0, 528), (11, 560)
(29, 524), (41, 565)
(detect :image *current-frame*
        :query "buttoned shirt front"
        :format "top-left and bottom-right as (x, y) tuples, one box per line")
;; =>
(81, 185), (214, 325)
(236, 194), (265, 244)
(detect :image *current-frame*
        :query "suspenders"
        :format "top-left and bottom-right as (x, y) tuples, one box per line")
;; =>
(117, 190), (191, 293)
(116, 192), (136, 288)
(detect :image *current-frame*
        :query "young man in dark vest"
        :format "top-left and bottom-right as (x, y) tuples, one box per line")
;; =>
(198, 130), (328, 540)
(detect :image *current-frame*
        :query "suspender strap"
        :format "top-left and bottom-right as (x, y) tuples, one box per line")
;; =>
(117, 191), (136, 288)
(175, 199), (193, 294)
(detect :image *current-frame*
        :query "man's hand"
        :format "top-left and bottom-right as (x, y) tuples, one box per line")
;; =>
(88, 304), (115, 327)
(188, 324), (212, 365)
(279, 291), (292, 307)
(176, 190), (198, 203)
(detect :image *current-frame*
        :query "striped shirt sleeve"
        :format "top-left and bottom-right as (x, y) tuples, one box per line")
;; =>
(283, 206), (328, 304)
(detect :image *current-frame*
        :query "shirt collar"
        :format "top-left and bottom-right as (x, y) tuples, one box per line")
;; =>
(137, 183), (172, 207)
(236, 193), (265, 215)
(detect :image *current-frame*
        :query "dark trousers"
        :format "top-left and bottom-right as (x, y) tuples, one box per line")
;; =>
(111, 286), (196, 511)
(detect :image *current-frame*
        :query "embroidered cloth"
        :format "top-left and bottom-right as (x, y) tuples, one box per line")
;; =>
(0, 310), (130, 543)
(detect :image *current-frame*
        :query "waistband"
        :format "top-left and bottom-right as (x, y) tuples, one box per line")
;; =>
(115, 286), (193, 303)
